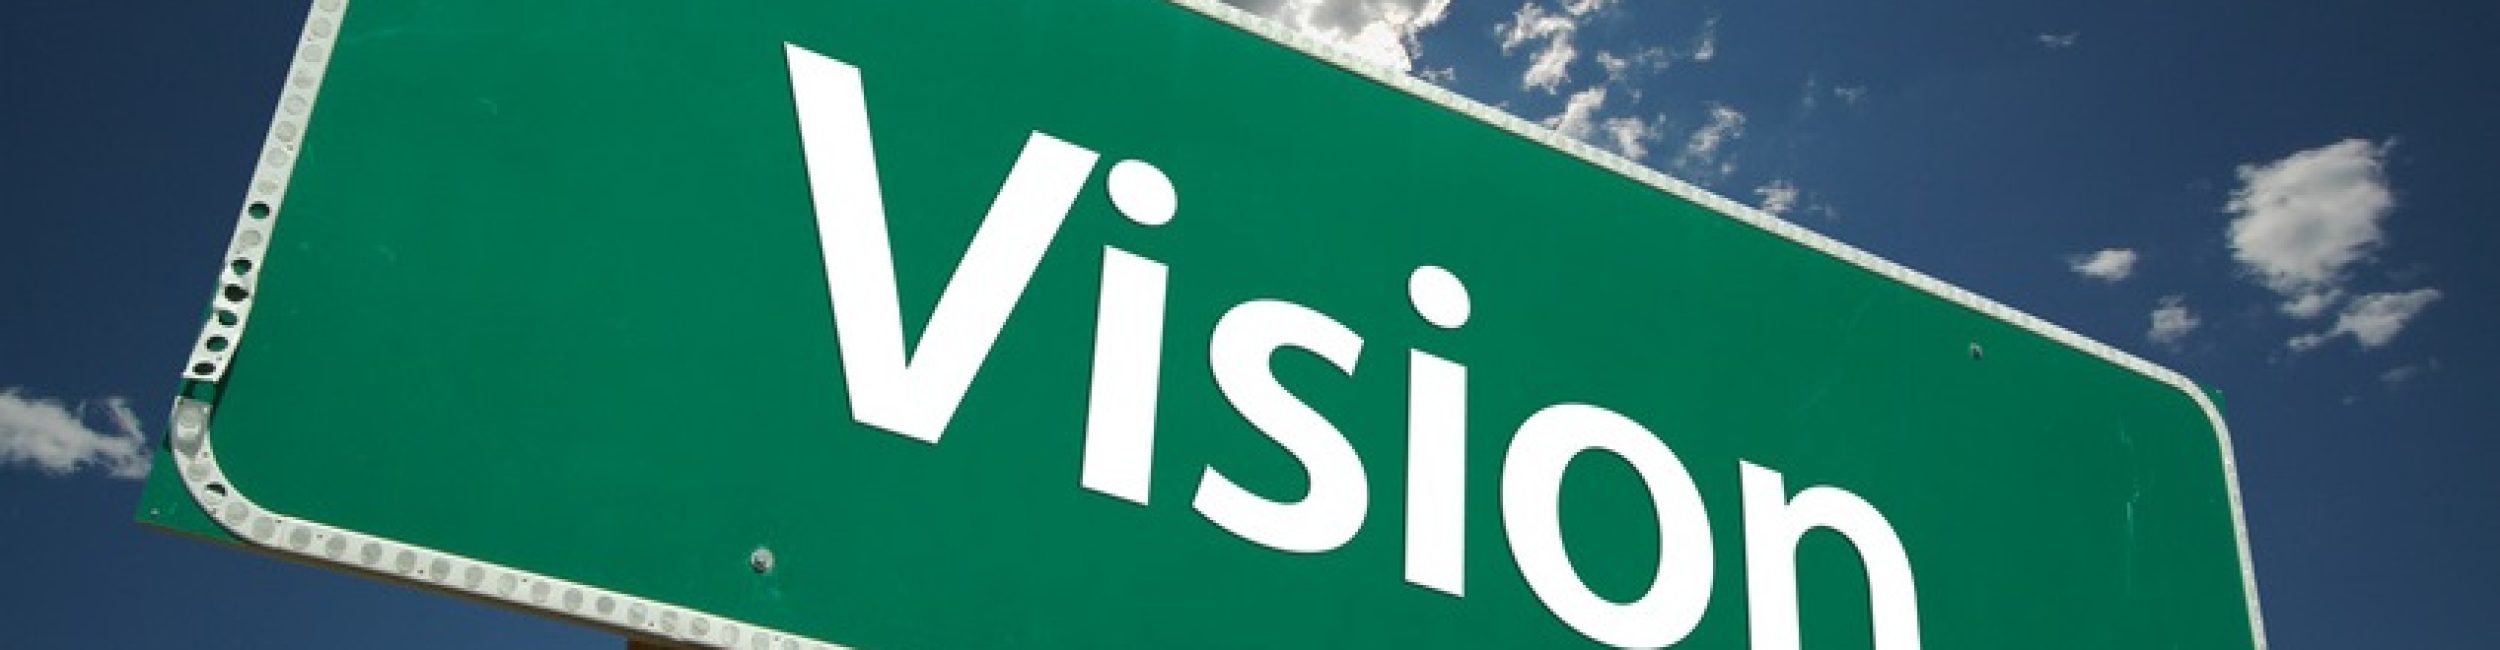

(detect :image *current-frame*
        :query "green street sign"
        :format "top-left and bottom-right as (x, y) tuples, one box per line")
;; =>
(139, 0), (2266, 647)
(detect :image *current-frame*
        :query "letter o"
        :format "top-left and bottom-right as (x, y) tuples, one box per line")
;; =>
(1502, 404), (1714, 648)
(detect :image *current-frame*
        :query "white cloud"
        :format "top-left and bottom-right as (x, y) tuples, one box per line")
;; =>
(2289, 287), (2441, 351)
(1671, 103), (1746, 176)
(1596, 46), (1672, 83)
(1498, 2), (1582, 93)
(2221, 138), (2440, 356)
(2278, 289), (2343, 319)
(2037, 32), (2080, 49)
(1535, 86), (1663, 160)
(1501, 3), (1740, 169)
(1755, 179), (1800, 215)
(1240, 0), (1455, 74)
(1800, 77), (1869, 113)
(2149, 295), (2200, 346)
(2380, 358), (2440, 386)
(1, 389), (151, 479)
(1599, 114), (1666, 160)
(1597, 51), (1630, 82)
(1495, 1), (1637, 93)
(1418, 66), (1457, 84)
(1520, 38), (1579, 93)
(2225, 138), (2397, 314)
(1561, 0), (1615, 16)
(1496, 2), (1572, 52)
(1688, 15), (1719, 62)
(1539, 86), (1608, 140)
(2067, 248), (2139, 282)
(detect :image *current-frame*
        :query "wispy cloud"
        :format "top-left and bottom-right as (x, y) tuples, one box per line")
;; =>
(1498, 2), (1586, 93)
(1688, 15), (1719, 62)
(2380, 358), (2441, 386)
(2278, 289), (2343, 319)
(1671, 103), (1747, 178)
(2149, 295), (2201, 347)
(1595, 46), (1671, 84)
(1754, 179), (1800, 215)
(0, 388), (151, 479)
(1537, 86), (1663, 160)
(2037, 32), (2080, 50)
(1540, 86), (1608, 140)
(2067, 248), (2139, 282)
(1500, 1), (1735, 172)
(1799, 75), (1870, 114)
(1599, 114), (1667, 160)
(2288, 288), (2442, 352)
(1559, 0), (1612, 14)
(1495, 0), (1646, 93)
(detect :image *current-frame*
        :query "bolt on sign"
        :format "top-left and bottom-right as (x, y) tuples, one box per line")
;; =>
(137, 0), (2267, 648)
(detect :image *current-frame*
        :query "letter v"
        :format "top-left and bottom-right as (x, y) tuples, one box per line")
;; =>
(785, 43), (1100, 443)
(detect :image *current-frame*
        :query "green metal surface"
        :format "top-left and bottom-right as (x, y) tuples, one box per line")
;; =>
(141, 0), (2260, 647)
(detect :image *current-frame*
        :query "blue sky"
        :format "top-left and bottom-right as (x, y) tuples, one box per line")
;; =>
(3, 0), (2493, 647)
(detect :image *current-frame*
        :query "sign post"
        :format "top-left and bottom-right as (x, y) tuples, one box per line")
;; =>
(141, 1), (2265, 648)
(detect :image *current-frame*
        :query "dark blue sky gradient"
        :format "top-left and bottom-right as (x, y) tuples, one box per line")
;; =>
(2, 1), (609, 647)
(4, 0), (2494, 647)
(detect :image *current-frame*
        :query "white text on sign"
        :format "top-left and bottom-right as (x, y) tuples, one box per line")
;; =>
(784, 43), (1919, 650)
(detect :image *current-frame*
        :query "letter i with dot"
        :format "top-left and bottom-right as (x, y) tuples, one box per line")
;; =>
(1082, 160), (1176, 506)
(1406, 264), (1470, 596)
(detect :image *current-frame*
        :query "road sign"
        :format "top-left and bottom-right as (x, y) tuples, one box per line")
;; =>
(139, 0), (2266, 647)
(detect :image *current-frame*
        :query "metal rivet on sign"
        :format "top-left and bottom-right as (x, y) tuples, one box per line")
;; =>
(750, 547), (776, 574)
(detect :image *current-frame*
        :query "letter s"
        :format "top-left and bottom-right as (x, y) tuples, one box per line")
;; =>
(1194, 299), (1368, 553)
